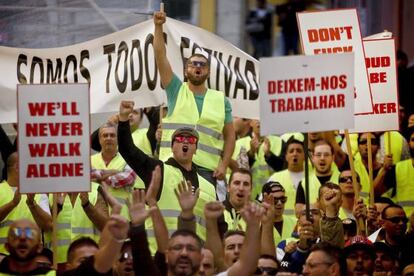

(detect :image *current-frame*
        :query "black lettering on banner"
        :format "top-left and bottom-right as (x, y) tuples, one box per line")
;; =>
(180, 36), (190, 80)
(80, 50), (91, 84)
(203, 47), (213, 87)
(223, 55), (233, 97)
(17, 54), (28, 84)
(130, 39), (143, 91)
(30, 56), (44, 84)
(232, 57), (248, 100)
(115, 41), (128, 93)
(245, 59), (258, 100)
(144, 34), (157, 90)
(103, 43), (116, 93)
(64, 55), (78, 83)
(47, 58), (62, 83)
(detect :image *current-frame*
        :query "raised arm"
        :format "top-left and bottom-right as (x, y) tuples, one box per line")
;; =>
(175, 179), (200, 233)
(153, 9), (173, 88)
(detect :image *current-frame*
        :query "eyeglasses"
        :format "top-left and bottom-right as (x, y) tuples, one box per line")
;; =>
(119, 252), (132, 262)
(303, 261), (334, 269)
(359, 139), (378, 145)
(254, 266), (278, 275)
(169, 244), (199, 252)
(273, 196), (287, 204)
(339, 176), (360, 183)
(188, 60), (207, 68)
(11, 227), (36, 240)
(383, 216), (408, 224)
(313, 152), (332, 158)
(174, 135), (198, 144)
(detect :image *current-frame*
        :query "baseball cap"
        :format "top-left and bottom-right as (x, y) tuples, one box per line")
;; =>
(344, 235), (375, 258)
(171, 127), (199, 144)
(262, 181), (285, 194)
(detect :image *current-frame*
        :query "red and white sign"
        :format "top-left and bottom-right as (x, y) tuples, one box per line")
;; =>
(350, 38), (399, 132)
(17, 84), (91, 193)
(297, 9), (373, 115)
(260, 53), (354, 135)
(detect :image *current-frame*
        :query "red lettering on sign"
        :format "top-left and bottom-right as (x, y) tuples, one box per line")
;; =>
(26, 163), (84, 178)
(25, 122), (83, 137)
(373, 103), (396, 114)
(369, 72), (387, 83)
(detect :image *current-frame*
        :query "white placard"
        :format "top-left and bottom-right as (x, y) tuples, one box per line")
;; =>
(0, 18), (259, 123)
(17, 84), (91, 193)
(350, 38), (399, 132)
(260, 53), (354, 135)
(297, 9), (373, 115)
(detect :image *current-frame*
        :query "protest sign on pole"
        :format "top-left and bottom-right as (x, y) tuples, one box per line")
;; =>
(260, 53), (354, 136)
(17, 83), (91, 193)
(0, 18), (259, 123)
(350, 37), (399, 132)
(297, 9), (373, 115)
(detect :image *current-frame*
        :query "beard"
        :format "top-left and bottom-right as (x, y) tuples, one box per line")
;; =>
(170, 257), (199, 276)
(187, 73), (208, 86)
(8, 244), (39, 262)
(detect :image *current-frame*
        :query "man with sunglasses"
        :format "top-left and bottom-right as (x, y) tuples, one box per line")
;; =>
(261, 181), (296, 247)
(0, 219), (54, 275)
(113, 241), (134, 276)
(118, 101), (221, 253)
(375, 126), (414, 218)
(380, 204), (408, 254)
(153, 9), (235, 186)
(254, 254), (279, 276)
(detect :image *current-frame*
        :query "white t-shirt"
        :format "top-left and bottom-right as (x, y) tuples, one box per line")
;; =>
(289, 170), (304, 190)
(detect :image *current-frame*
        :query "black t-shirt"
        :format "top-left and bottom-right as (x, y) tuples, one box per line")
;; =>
(295, 175), (332, 204)
(0, 256), (53, 275)
(274, 220), (284, 235)
(61, 256), (112, 276)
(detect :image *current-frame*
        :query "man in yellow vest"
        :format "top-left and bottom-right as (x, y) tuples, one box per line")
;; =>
(223, 168), (252, 231)
(375, 127), (414, 217)
(118, 101), (220, 250)
(268, 138), (305, 217)
(261, 181), (296, 247)
(153, 9), (236, 185)
(295, 140), (340, 216)
(90, 122), (141, 218)
(0, 152), (52, 254)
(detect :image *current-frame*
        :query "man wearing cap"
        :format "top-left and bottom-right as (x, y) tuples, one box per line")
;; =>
(153, 9), (235, 185)
(118, 101), (220, 251)
(373, 241), (398, 275)
(262, 181), (296, 246)
(343, 235), (375, 276)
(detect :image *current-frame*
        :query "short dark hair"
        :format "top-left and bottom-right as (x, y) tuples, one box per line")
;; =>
(223, 230), (245, 241)
(67, 237), (98, 263)
(312, 139), (334, 155)
(357, 132), (380, 145)
(318, 181), (341, 200)
(170, 229), (203, 250)
(310, 242), (345, 275)
(259, 254), (279, 268)
(228, 168), (252, 187)
(381, 203), (405, 219)
(188, 53), (210, 66)
(375, 197), (395, 205)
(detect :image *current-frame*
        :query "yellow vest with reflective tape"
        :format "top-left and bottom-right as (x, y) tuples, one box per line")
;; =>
(273, 215), (297, 247)
(0, 181), (42, 254)
(353, 158), (371, 200)
(224, 208), (246, 231)
(91, 152), (140, 218)
(145, 164), (217, 253)
(303, 169), (340, 204)
(395, 159), (414, 216)
(159, 83), (225, 171)
(132, 128), (152, 156)
(47, 182), (100, 263)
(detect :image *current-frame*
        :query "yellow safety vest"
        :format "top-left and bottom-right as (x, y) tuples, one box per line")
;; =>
(0, 181), (43, 254)
(353, 158), (371, 200)
(131, 128), (153, 156)
(91, 152), (142, 218)
(268, 170), (297, 218)
(224, 208), (246, 231)
(145, 164), (216, 253)
(395, 159), (414, 217)
(273, 215), (297, 247)
(47, 182), (100, 264)
(159, 83), (225, 171)
(303, 170), (341, 204)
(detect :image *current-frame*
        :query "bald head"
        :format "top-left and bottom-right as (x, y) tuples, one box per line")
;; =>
(8, 219), (40, 243)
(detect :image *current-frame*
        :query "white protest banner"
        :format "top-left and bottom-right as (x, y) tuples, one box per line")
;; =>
(17, 84), (91, 193)
(297, 9), (373, 115)
(0, 18), (259, 123)
(350, 38), (399, 132)
(260, 53), (354, 135)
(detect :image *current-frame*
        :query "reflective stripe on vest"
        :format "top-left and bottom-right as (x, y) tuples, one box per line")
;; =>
(269, 170), (298, 218)
(159, 84), (225, 170)
(395, 159), (414, 216)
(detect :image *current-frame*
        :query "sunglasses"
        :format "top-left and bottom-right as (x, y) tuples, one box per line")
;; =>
(339, 176), (360, 183)
(273, 196), (287, 204)
(383, 216), (408, 224)
(174, 135), (197, 144)
(188, 60), (207, 68)
(11, 227), (36, 239)
(254, 266), (278, 275)
(359, 139), (379, 145)
(119, 252), (132, 262)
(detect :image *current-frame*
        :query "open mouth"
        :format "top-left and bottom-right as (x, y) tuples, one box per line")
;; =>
(236, 193), (244, 200)
(182, 145), (189, 153)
